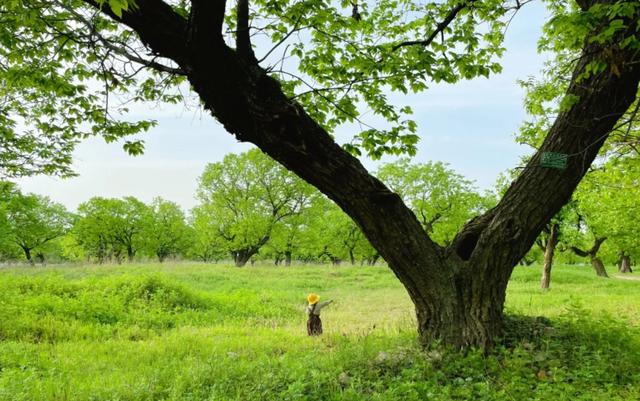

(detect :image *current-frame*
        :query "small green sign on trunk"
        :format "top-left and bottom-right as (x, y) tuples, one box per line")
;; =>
(540, 152), (568, 170)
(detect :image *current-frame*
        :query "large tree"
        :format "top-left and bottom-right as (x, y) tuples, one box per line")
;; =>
(2, 0), (639, 348)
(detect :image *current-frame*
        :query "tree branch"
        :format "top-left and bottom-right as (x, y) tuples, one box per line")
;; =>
(236, 0), (257, 62)
(188, 0), (227, 51)
(391, 1), (472, 52)
(82, 0), (189, 66)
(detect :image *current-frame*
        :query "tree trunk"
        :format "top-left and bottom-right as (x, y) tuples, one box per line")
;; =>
(88, 0), (640, 348)
(233, 249), (255, 267)
(127, 246), (135, 262)
(349, 249), (355, 265)
(541, 223), (559, 290)
(619, 252), (632, 273)
(284, 250), (292, 266)
(591, 257), (608, 277)
(21, 246), (34, 266)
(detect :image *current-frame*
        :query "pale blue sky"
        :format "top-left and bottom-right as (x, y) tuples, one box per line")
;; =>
(16, 2), (549, 212)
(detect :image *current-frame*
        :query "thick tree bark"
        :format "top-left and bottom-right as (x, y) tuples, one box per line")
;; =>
(86, 0), (640, 348)
(541, 223), (559, 290)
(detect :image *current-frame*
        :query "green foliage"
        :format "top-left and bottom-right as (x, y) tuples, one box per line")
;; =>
(0, 263), (639, 400)
(252, 0), (509, 158)
(143, 197), (191, 262)
(0, 0), (520, 172)
(0, 185), (73, 263)
(0, 0), (182, 177)
(73, 196), (151, 262)
(573, 157), (640, 262)
(194, 149), (315, 265)
(518, 1), (640, 154)
(299, 196), (377, 265)
(377, 159), (490, 245)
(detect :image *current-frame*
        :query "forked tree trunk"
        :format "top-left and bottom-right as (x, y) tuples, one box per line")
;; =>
(541, 223), (559, 290)
(91, 0), (640, 348)
(571, 237), (608, 278)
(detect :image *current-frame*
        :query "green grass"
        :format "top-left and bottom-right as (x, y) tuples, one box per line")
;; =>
(0, 263), (638, 400)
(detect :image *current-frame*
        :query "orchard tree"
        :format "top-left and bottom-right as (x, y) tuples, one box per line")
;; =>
(144, 197), (190, 262)
(377, 159), (488, 246)
(188, 205), (227, 263)
(1, 0), (639, 348)
(74, 197), (151, 262)
(3, 190), (72, 264)
(306, 198), (375, 265)
(571, 157), (640, 274)
(196, 149), (313, 266)
(536, 202), (580, 289)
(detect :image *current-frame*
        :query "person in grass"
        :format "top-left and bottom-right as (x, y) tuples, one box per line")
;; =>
(306, 293), (333, 336)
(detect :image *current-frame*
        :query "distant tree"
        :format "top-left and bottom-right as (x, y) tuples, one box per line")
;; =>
(196, 149), (313, 266)
(377, 159), (488, 246)
(143, 197), (190, 262)
(570, 157), (640, 275)
(535, 202), (580, 289)
(74, 197), (151, 263)
(3, 189), (72, 265)
(188, 205), (227, 263)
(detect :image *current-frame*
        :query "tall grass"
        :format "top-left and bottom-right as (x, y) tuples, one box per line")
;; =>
(0, 263), (638, 400)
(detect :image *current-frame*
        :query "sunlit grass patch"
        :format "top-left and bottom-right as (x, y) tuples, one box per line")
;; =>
(0, 263), (638, 400)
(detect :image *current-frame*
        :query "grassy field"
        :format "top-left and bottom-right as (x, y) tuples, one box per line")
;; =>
(0, 263), (638, 400)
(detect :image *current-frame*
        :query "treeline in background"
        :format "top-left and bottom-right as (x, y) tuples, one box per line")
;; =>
(1, 149), (637, 275)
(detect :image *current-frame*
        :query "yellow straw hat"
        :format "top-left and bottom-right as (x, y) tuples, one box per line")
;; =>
(307, 293), (319, 305)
